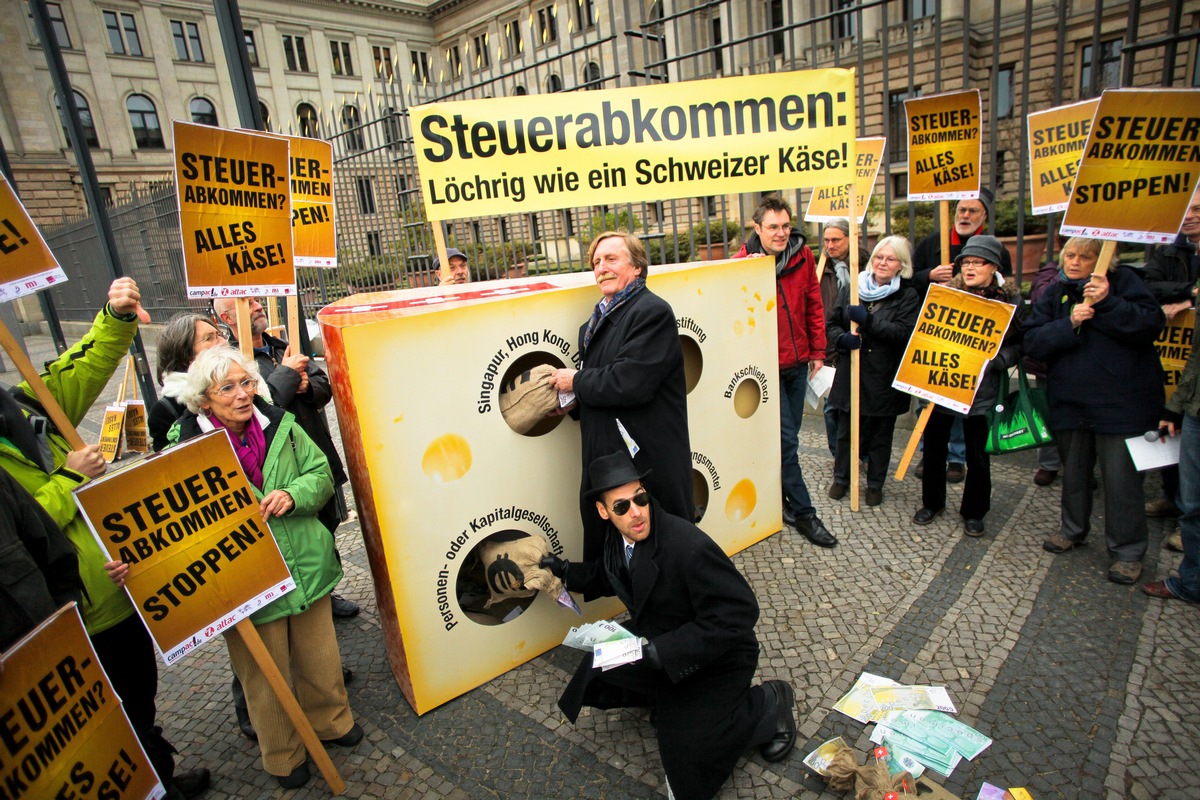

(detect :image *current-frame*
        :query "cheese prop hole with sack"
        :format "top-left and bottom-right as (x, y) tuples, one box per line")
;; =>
(498, 364), (561, 434)
(455, 533), (578, 624)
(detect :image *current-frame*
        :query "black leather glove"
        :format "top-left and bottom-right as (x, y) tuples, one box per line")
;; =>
(846, 304), (868, 325)
(837, 332), (861, 351)
(642, 640), (663, 670)
(538, 553), (569, 579)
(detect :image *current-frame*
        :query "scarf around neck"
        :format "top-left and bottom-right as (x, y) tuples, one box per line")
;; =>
(949, 272), (1012, 302)
(1057, 267), (1089, 290)
(209, 412), (267, 488)
(582, 277), (646, 351)
(858, 270), (901, 302)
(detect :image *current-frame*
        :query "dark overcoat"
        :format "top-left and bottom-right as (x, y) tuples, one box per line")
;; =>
(573, 288), (693, 565)
(558, 503), (766, 800)
(826, 279), (920, 417)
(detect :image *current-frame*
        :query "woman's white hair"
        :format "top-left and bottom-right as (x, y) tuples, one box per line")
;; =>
(179, 345), (261, 414)
(870, 235), (914, 279)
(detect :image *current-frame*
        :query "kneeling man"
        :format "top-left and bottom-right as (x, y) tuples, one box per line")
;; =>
(543, 452), (796, 800)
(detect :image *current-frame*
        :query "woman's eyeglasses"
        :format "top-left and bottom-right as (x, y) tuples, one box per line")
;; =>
(609, 491), (650, 516)
(197, 330), (228, 346)
(209, 377), (259, 398)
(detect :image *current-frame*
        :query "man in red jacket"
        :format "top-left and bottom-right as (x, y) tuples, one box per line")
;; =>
(733, 197), (836, 547)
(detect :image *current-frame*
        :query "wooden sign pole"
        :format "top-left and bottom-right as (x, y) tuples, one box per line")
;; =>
(286, 296), (302, 353)
(235, 299), (253, 359)
(0, 320), (86, 450)
(1084, 240), (1118, 304)
(848, 196), (861, 511)
(432, 224), (450, 285)
(814, 251), (828, 284)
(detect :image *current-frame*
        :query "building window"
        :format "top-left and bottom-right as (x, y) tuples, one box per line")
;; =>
(906, 0), (936, 20)
(244, 30), (259, 67)
(37, 3), (72, 49)
(126, 94), (163, 148)
(529, 214), (541, 241)
(768, 0), (785, 58)
(447, 45), (462, 78)
(711, 17), (723, 73)
(342, 105), (364, 151)
(1081, 39), (1122, 98)
(583, 62), (602, 89)
(367, 231), (382, 256)
(504, 20), (522, 60)
(514, 85), (527, 95)
(103, 10), (142, 56)
(282, 34), (310, 72)
(537, 5), (558, 45)
(171, 20), (204, 62)
(833, 0), (858, 40)
(259, 102), (271, 132)
(56, 91), (99, 148)
(330, 40), (354, 76)
(499, 218), (510, 242)
(471, 220), (483, 242)
(190, 97), (218, 126)
(472, 34), (490, 70)
(356, 177), (376, 215)
(383, 107), (401, 150)
(892, 172), (908, 199)
(648, 201), (664, 224)
(562, 209), (575, 237)
(297, 102), (318, 137)
(411, 49), (430, 83)
(547, 74), (563, 92)
(995, 150), (1008, 189)
(889, 88), (919, 163)
(704, 196), (718, 216)
(373, 45), (393, 79)
(996, 65), (1014, 119)
(575, 0), (596, 32)
(396, 175), (412, 214)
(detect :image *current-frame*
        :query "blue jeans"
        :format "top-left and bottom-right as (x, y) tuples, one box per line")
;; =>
(780, 371), (815, 518)
(1167, 414), (1200, 602)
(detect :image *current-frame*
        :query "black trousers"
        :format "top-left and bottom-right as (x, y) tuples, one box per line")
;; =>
(922, 412), (992, 520)
(833, 410), (898, 490)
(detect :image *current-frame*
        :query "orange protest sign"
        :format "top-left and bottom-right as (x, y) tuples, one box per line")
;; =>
(173, 121), (295, 298)
(1027, 98), (1099, 215)
(0, 172), (67, 302)
(284, 135), (337, 267)
(1061, 88), (1200, 244)
(1158, 309), (1195, 401)
(892, 285), (1016, 414)
(805, 137), (885, 224)
(904, 90), (982, 201)
(74, 431), (295, 665)
(0, 604), (165, 800)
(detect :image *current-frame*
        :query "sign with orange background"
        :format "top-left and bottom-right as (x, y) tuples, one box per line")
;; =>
(1061, 88), (1200, 244)
(0, 172), (67, 302)
(281, 134), (337, 267)
(1158, 309), (1195, 401)
(74, 432), (294, 665)
(905, 90), (982, 201)
(0, 605), (165, 800)
(1027, 98), (1099, 215)
(173, 121), (295, 298)
(893, 285), (1016, 414)
(805, 137), (885, 224)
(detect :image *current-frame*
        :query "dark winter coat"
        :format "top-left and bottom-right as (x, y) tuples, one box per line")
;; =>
(148, 394), (186, 452)
(826, 278), (920, 417)
(1022, 265), (1165, 435)
(933, 275), (1025, 418)
(559, 502), (765, 800)
(573, 288), (693, 566)
(819, 244), (872, 366)
(1142, 234), (1199, 304)
(734, 230), (826, 369)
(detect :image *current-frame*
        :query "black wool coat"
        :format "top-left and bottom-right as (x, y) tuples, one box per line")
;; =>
(573, 288), (693, 564)
(559, 503), (766, 800)
(826, 279), (921, 417)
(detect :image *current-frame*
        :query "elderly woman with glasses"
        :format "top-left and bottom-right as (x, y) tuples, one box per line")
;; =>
(168, 346), (361, 789)
(913, 236), (1024, 537)
(825, 236), (921, 506)
(148, 312), (230, 451)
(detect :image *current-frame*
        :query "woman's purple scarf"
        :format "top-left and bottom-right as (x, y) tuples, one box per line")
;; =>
(209, 413), (267, 488)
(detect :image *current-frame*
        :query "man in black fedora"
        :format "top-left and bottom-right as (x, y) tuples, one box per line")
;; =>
(542, 452), (796, 800)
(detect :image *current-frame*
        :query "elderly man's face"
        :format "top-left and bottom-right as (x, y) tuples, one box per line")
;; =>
(592, 237), (641, 298)
(754, 209), (793, 257)
(1182, 188), (1200, 240)
(216, 298), (268, 336)
(596, 481), (651, 544)
(823, 228), (849, 261)
(445, 256), (470, 284)
(954, 200), (987, 237)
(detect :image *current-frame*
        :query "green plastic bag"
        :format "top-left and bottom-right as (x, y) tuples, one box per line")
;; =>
(985, 365), (1054, 455)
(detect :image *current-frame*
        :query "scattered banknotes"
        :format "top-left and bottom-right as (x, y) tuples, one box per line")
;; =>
(802, 736), (851, 775)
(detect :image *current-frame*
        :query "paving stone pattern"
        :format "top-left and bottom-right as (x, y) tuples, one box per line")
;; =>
(5, 333), (1198, 800)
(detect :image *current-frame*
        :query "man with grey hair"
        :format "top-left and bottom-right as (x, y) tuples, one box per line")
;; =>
(819, 218), (871, 455)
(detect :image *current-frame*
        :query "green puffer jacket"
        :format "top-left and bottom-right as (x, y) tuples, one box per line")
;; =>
(0, 306), (137, 636)
(169, 398), (339, 625)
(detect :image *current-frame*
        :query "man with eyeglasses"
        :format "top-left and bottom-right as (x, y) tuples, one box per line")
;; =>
(733, 196), (837, 548)
(543, 452), (798, 799)
(819, 218), (872, 456)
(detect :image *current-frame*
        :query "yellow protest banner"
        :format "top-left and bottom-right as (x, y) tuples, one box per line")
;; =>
(1027, 98), (1099, 215)
(281, 134), (336, 267)
(805, 136), (885, 224)
(74, 431), (295, 665)
(892, 285), (1017, 414)
(173, 121), (295, 298)
(1061, 88), (1200, 244)
(904, 90), (982, 201)
(0, 604), (165, 800)
(0, 172), (67, 302)
(1158, 309), (1195, 401)
(124, 402), (148, 453)
(411, 69), (857, 219)
(97, 404), (124, 463)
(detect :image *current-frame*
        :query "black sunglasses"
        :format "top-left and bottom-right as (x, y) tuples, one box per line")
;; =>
(609, 491), (650, 516)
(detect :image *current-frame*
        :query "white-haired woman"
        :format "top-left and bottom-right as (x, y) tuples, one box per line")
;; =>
(170, 346), (360, 789)
(826, 236), (921, 506)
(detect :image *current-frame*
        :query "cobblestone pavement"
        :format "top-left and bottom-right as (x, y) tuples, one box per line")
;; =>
(5, 329), (1198, 800)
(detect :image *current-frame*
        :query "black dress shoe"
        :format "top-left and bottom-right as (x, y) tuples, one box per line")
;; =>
(330, 594), (361, 618)
(235, 703), (257, 741)
(322, 722), (364, 747)
(782, 505), (798, 528)
(946, 462), (966, 483)
(276, 763), (310, 790)
(342, 666), (354, 685)
(913, 507), (944, 525)
(173, 767), (211, 799)
(796, 516), (838, 548)
(865, 487), (883, 507)
(759, 680), (797, 762)
(963, 518), (985, 537)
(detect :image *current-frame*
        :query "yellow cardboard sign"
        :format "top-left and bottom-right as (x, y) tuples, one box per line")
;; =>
(804, 136), (884, 224)
(1027, 98), (1099, 215)
(124, 401), (149, 453)
(75, 431), (295, 665)
(905, 90), (982, 201)
(892, 285), (1016, 414)
(1061, 88), (1200, 244)
(0, 604), (165, 800)
(173, 121), (295, 298)
(1158, 309), (1195, 401)
(283, 135), (336, 267)
(411, 69), (857, 219)
(97, 405), (125, 463)
(0, 172), (67, 302)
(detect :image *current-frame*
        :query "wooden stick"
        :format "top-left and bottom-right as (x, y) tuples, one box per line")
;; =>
(814, 250), (828, 284)
(1083, 240), (1118, 306)
(116, 358), (130, 405)
(268, 295), (281, 331)
(939, 201), (951, 268)
(236, 299), (253, 359)
(286, 296), (302, 354)
(432, 224), (450, 285)
(230, 619), (346, 794)
(128, 357), (138, 401)
(895, 403), (935, 481)
(848, 195), (861, 512)
(0, 320), (86, 450)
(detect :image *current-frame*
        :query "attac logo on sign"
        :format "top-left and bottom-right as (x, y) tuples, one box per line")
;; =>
(0, 604), (165, 800)
(1158, 309), (1195, 401)
(904, 90), (982, 201)
(173, 121), (295, 298)
(805, 136), (885, 224)
(411, 69), (857, 219)
(1061, 88), (1200, 243)
(893, 285), (1016, 414)
(75, 431), (294, 665)
(1027, 98), (1100, 215)
(0, 172), (67, 302)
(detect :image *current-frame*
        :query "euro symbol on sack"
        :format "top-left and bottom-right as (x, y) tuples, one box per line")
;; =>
(487, 552), (525, 594)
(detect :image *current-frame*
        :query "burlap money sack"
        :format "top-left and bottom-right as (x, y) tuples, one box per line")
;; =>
(498, 364), (558, 434)
(479, 534), (564, 608)
(824, 749), (914, 800)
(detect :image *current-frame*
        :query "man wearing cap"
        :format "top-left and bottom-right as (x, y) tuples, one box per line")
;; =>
(436, 247), (471, 285)
(819, 218), (871, 455)
(542, 452), (797, 800)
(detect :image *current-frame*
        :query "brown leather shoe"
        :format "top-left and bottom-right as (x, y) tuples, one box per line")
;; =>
(1167, 526), (1184, 552)
(1108, 560), (1143, 585)
(946, 463), (966, 483)
(1140, 580), (1176, 599)
(1033, 468), (1057, 486)
(1145, 498), (1181, 518)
